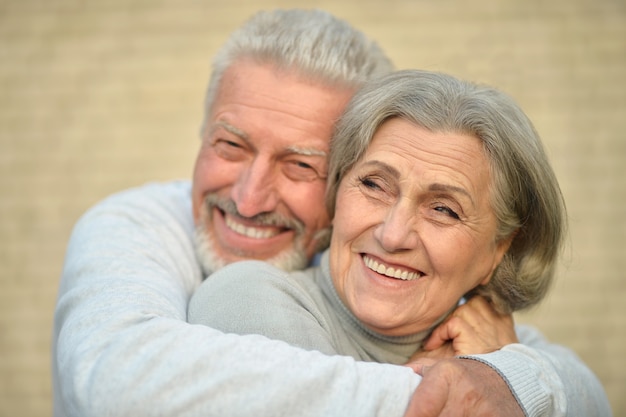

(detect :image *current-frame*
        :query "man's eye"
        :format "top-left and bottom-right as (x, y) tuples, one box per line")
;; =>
(213, 139), (246, 160)
(283, 160), (324, 182)
(219, 139), (242, 148)
(294, 161), (313, 170)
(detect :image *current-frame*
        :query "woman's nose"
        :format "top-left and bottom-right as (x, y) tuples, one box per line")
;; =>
(373, 202), (419, 252)
(231, 159), (280, 218)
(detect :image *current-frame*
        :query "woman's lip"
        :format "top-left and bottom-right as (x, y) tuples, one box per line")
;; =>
(362, 254), (423, 281)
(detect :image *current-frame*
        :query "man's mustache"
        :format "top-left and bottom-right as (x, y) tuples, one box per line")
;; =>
(204, 193), (305, 235)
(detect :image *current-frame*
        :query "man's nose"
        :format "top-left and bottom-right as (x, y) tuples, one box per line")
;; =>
(373, 202), (420, 253)
(231, 159), (280, 218)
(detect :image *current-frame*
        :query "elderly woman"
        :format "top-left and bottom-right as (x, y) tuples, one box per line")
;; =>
(188, 69), (565, 363)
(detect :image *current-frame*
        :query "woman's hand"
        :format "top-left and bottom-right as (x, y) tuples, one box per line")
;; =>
(408, 296), (518, 364)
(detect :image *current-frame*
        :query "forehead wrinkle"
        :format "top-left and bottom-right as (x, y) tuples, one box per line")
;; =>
(411, 147), (478, 208)
(252, 88), (342, 133)
(363, 154), (476, 208)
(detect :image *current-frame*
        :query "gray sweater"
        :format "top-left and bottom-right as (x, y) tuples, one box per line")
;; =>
(53, 180), (612, 417)
(188, 253), (437, 364)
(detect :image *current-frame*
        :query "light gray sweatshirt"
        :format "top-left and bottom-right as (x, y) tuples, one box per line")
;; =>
(188, 254), (437, 364)
(53, 181), (613, 417)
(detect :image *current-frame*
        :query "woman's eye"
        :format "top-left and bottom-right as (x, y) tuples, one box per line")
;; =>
(357, 175), (396, 204)
(359, 176), (382, 190)
(435, 205), (460, 220)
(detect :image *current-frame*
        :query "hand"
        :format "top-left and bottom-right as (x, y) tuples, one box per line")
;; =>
(409, 296), (518, 362)
(403, 358), (525, 417)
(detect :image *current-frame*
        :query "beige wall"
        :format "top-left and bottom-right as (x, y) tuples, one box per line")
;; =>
(1, 0), (624, 415)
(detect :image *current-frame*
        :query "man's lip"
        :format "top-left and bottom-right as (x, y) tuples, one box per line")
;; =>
(362, 254), (423, 281)
(217, 209), (290, 239)
(211, 207), (295, 241)
(224, 212), (284, 239)
(205, 207), (297, 259)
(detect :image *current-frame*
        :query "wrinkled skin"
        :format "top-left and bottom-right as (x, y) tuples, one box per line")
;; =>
(408, 296), (518, 361)
(404, 358), (525, 417)
(404, 296), (523, 417)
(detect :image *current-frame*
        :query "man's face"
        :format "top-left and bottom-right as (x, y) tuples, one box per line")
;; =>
(192, 61), (354, 273)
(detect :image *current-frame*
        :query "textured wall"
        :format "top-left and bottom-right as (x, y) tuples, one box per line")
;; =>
(0, 0), (624, 415)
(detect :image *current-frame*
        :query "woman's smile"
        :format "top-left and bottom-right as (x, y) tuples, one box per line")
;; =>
(362, 254), (422, 281)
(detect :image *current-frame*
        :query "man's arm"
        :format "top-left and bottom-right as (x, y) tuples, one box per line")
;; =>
(470, 324), (613, 417)
(404, 358), (524, 417)
(53, 181), (420, 417)
(405, 324), (612, 417)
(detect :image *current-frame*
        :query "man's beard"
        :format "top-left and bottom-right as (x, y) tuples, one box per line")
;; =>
(194, 194), (331, 276)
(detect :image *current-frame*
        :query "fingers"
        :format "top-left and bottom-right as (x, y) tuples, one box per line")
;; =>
(461, 296), (518, 345)
(402, 361), (453, 417)
(423, 298), (490, 351)
(422, 317), (463, 351)
(405, 358), (437, 375)
(421, 295), (518, 356)
(443, 296), (514, 338)
(404, 361), (426, 374)
(404, 359), (526, 417)
(456, 296), (496, 326)
(403, 382), (446, 417)
(461, 296), (515, 328)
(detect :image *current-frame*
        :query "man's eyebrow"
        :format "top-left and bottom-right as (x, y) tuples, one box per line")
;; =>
(211, 122), (325, 157)
(285, 146), (327, 157)
(212, 121), (249, 141)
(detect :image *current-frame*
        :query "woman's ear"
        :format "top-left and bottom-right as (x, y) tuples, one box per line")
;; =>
(480, 229), (519, 286)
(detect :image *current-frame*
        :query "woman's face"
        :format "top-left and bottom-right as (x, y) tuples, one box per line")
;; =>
(329, 117), (511, 336)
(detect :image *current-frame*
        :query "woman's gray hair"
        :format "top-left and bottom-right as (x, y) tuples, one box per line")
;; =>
(201, 9), (394, 132)
(327, 69), (567, 313)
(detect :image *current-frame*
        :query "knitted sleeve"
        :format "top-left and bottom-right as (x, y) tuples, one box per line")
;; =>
(53, 181), (420, 417)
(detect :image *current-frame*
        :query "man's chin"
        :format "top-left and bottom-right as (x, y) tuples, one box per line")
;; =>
(263, 249), (308, 272)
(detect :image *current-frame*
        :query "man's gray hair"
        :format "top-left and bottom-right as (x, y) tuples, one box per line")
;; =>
(201, 9), (394, 132)
(327, 69), (567, 314)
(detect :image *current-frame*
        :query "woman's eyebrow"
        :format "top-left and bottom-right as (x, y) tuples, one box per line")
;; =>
(361, 160), (400, 179)
(361, 160), (475, 206)
(428, 183), (475, 207)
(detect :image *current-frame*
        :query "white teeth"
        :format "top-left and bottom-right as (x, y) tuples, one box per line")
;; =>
(363, 256), (420, 281)
(225, 216), (279, 239)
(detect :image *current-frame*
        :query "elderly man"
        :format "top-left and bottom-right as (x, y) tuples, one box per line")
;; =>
(53, 9), (611, 417)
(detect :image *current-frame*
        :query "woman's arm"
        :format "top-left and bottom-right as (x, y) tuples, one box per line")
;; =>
(188, 260), (340, 356)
